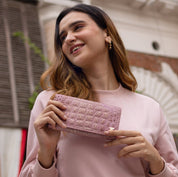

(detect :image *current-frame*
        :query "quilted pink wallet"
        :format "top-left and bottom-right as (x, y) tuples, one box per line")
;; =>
(52, 94), (121, 138)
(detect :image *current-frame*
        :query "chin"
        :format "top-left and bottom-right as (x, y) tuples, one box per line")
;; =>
(70, 57), (90, 68)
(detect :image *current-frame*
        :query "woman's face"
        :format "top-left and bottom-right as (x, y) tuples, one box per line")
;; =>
(59, 11), (109, 69)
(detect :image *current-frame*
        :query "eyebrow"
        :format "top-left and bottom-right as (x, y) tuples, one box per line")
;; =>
(59, 20), (85, 37)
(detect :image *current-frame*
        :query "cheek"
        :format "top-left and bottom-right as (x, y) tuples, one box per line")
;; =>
(87, 29), (106, 45)
(62, 44), (68, 56)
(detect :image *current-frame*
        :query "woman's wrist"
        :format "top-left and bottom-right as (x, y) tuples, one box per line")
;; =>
(38, 149), (55, 169)
(149, 157), (165, 175)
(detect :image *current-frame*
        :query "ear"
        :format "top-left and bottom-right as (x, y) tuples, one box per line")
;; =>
(104, 29), (111, 43)
(105, 36), (111, 43)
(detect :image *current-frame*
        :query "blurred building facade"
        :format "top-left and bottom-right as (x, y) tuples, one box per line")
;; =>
(0, 0), (44, 128)
(0, 0), (44, 176)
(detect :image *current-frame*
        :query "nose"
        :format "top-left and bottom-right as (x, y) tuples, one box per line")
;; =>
(65, 32), (76, 44)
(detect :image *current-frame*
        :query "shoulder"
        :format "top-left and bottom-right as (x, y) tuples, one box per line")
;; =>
(134, 92), (159, 106)
(121, 86), (160, 108)
(31, 89), (55, 113)
(37, 89), (55, 100)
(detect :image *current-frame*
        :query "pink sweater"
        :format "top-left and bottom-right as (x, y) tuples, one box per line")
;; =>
(19, 85), (178, 177)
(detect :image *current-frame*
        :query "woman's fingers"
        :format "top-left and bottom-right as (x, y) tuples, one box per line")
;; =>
(44, 100), (67, 121)
(35, 99), (67, 130)
(104, 130), (158, 162)
(104, 130), (164, 174)
(105, 130), (141, 137)
(118, 143), (145, 157)
(119, 150), (142, 158)
(47, 100), (66, 110)
(104, 136), (144, 147)
(105, 130), (146, 145)
(44, 111), (66, 128)
(34, 116), (56, 130)
(104, 130), (142, 147)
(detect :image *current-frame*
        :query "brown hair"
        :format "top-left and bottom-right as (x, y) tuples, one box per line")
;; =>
(40, 4), (137, 99)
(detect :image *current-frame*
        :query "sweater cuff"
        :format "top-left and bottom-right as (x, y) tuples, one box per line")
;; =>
(33, 155), (58, 176)
(148, 160), (172, 177)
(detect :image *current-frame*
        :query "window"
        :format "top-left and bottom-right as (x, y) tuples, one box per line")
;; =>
(0, 0), (45, 128)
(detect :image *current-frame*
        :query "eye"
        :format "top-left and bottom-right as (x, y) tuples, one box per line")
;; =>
(74, 24), (84, 31)
(60, 34), (67, 44)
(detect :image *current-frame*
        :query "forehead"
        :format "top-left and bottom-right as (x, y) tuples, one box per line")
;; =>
(59, 11), (94, 31)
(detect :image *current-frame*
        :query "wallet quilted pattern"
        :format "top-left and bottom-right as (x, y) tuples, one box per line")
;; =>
(53, 94), (121, 137)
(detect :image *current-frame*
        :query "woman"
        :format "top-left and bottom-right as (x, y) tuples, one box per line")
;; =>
(19, 4), (178, 177)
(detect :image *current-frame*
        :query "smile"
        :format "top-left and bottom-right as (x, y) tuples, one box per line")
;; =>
(70, 44), (84, 54)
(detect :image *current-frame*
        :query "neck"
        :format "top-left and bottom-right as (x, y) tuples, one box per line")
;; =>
(83, 60), (119, 91)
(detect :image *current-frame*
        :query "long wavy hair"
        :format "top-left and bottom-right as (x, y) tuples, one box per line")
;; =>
(40, 4), (137, 100)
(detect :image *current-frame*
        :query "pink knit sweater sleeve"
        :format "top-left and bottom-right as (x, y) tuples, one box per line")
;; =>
(19, 91), (58, 177)
(148, 107), (178, 177)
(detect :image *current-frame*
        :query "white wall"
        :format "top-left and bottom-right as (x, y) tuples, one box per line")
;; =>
(94, 2), (178, 58)
(38, 1), (178, 58)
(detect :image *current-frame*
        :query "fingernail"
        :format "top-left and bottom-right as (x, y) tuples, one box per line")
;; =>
(62, 123), (66, 128)
(63, 106), (67, 109)
(104, 131), (109, 134)
(64, 115), (67, 120)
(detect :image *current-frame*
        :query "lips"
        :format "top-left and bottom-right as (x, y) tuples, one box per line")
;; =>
(70, 43), (85, 54)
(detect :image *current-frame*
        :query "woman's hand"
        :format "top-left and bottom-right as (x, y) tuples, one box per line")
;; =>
(34, 99), (67, 168)
(104, 130), (164, 175)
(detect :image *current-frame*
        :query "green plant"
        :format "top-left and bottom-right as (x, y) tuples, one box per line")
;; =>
(28, 85), (40, 110)
(13, 31), (49, 109)
(13, 31), (49, 65)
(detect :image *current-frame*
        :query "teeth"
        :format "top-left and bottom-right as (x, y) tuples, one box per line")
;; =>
(72, 46), (80, 53)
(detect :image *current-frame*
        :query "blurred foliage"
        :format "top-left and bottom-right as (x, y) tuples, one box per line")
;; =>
(13, 31), (49, 65)
(28, 84), (40, 110)
(13, 31), (49, 109)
